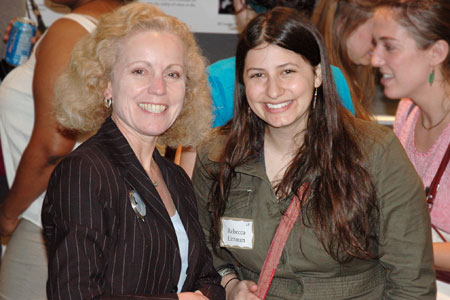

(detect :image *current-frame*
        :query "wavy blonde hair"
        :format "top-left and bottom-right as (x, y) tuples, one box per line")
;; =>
(54, 2), (212, 147)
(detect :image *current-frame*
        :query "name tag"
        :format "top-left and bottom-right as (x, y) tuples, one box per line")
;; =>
(220, 217), (254, 249)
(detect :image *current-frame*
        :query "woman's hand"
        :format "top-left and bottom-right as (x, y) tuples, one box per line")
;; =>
(3, 18), (42, 45)
(0, 203), (19, 236)
(178, 290), (209, 300)
(227, 280), (261, 300)
(3, 18), (16, 43)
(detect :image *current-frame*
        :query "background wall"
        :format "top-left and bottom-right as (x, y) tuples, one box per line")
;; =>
(0, 0), (26, 58)
(195, 33), (237, 63)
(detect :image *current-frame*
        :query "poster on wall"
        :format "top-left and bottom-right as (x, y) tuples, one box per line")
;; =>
(34, 0), (238, 34)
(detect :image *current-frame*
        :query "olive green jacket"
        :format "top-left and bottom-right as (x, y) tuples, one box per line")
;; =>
(192, 123), (436, 299)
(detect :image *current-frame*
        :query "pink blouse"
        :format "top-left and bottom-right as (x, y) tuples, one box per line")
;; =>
(394, 99), (450, 234)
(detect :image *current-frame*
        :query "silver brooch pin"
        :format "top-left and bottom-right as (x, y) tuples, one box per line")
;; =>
(129, 190), (146, 221)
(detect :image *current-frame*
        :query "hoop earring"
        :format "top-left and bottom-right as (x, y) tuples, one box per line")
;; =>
(428, 69), (435, 86)
(104, 97), (112, 109)
(312, 88), (318, 109)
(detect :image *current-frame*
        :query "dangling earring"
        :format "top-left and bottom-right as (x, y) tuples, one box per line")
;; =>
(428, 69), (435, 86)
(312, 88), (318, 109)
(104, 97), (112, 109)
(247, 106), (252, 115)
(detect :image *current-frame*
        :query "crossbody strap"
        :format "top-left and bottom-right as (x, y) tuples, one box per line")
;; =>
(256, 184), (309, 300)
(427, 141), (450, 205)
(406, 102), (416, 119)
(28, 0), (47, 33)
(407, 102), (449, 242)
(427, 141), (450, 242)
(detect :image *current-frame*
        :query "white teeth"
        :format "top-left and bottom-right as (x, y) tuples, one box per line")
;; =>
(383, 74), (394, 79)
(138, 103), (167, 113)
(266, 101), (290, 109)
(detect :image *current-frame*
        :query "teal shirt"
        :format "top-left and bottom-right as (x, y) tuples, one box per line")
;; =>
(208, 56), (355, 128)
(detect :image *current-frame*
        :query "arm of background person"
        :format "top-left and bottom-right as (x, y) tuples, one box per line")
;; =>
(434, 242), (450, 271)
(0, 18), (90, 235)
(330, 65), (355, 116)
(207, 57), (236, 128)
(178, 146), (197, 178)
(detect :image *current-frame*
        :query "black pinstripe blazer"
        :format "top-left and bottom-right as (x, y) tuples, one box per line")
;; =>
(42, 117), (225, 300)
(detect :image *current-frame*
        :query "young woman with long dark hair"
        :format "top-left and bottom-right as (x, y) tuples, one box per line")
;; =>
(193, 7), (435, 300)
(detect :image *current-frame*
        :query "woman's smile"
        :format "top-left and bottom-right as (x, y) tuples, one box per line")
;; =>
(264, 100), (293, 111)
(138, 102), (168, 114)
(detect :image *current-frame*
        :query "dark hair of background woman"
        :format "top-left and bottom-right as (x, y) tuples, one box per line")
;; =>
(207, 7), (379, 262)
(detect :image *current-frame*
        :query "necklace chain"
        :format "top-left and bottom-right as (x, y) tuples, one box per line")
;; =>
(421, 108), (450, 130)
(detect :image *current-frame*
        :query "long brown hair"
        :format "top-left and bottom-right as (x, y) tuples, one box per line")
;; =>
(207, 7), (379, 262)
(312, 0), (376, 120)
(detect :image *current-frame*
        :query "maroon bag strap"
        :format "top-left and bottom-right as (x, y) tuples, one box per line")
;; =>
(427, 141), (450, 206)
(256, 184), (309, 300)
(427, 141), (450, 242)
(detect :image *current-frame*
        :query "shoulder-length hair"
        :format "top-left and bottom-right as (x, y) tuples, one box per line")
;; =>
(54, 2), (211, 147)
(208, 7), (379, 262)
(312, 0), (376, 120)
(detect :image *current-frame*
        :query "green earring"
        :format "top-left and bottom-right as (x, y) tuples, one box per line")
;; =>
(428, 69), (435, 85)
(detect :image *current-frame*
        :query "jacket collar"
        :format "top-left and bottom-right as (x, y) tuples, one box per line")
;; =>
(96, 117), (179, 244)
(205, 133), (270, 181)
(96, 118), (205, 286)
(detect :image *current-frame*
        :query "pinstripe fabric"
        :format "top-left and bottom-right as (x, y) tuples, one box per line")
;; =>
(42, 117), (225, 300)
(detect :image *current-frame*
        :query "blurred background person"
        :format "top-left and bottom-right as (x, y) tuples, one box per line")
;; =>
(0, 0), (133, 299)
(194, 7), (435, 300)
(42, 3), (224, 299)
(0, 0), (28, 207)
(371, 0), (450, 298)
(312, 0), (377, 120)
